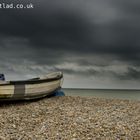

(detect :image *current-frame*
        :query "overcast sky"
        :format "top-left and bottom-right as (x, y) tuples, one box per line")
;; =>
(0, 0), (140, 89)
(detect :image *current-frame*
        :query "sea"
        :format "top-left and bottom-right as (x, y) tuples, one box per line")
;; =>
(62, 88), (140, 101)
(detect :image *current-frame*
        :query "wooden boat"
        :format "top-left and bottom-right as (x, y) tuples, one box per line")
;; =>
(0, 72), (63, 100)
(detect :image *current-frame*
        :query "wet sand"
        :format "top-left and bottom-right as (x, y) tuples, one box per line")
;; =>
(0, 96), (140, 139)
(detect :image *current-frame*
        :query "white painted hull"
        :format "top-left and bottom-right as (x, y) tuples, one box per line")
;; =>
(0, 72), (63, 100)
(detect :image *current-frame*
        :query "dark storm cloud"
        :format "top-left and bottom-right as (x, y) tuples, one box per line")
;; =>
(0, 0), (93, 67)
(0, 0), (140, 83)
(114, 0), (140, 15)
(0, 0), (140, 55)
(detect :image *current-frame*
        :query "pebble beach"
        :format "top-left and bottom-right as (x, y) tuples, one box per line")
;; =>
(0, 96), (140, 140)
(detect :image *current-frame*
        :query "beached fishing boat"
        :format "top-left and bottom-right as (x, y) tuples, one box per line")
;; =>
(0, 72), (63, 100)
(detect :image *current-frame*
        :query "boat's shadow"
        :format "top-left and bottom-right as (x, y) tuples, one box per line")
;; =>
(0, 94), (56, 107)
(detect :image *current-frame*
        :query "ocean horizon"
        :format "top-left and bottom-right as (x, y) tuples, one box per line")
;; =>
(62, 88), (140, 101)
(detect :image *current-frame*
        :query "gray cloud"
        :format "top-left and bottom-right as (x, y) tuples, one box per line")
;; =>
(114, 67), (140, 80)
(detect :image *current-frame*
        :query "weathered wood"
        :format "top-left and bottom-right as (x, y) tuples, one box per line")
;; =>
(0, 72), (63, 100)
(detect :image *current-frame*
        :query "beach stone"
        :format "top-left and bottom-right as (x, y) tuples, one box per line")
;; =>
(0, 136), (6, 140)
(67, 111), (75, 117)
(75, 117), (87, 124)
(71, 138), (77, 140)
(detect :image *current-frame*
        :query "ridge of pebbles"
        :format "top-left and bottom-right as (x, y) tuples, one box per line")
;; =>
(0, 96), (139, 139)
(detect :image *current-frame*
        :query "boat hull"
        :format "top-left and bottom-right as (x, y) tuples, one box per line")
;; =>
(0, 72), (63, 100)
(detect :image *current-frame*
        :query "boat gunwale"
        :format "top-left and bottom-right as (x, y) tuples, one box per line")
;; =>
(0, 75), (63, 86)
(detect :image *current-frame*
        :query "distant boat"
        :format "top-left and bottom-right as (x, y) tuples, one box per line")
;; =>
(0, 72), (63, 100)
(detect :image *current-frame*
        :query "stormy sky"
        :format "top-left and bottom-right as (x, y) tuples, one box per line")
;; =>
(0, 0), (140, 89)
